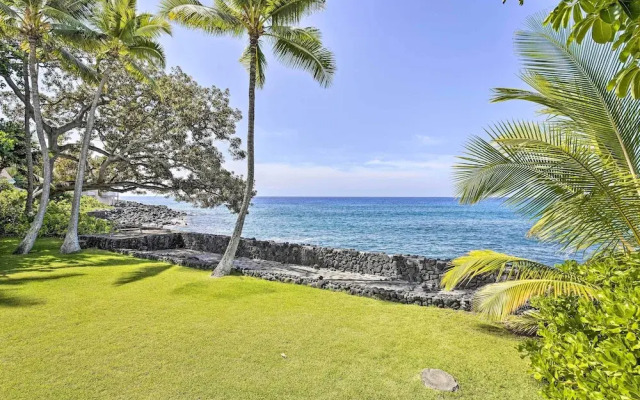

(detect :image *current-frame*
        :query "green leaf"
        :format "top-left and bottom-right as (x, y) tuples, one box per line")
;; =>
(615, 68), (637, 97)
(632, 71), (640, 99)
(580, 0), (596, 14)
(619, 0), (640, 19)
(574, 19), (594, 44)
(592, 19), (613, 44)
(572, 4), (583, 23)
(599, 5), (615, 24)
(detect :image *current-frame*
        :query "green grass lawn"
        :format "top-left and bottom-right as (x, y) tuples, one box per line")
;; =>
(0, 238), (540, 399)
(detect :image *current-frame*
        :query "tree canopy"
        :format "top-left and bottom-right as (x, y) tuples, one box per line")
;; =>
(0, 60), (248, 211)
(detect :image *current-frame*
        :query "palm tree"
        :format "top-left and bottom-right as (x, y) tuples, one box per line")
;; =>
(0, 0), (96, 254)
(159, 0), (335, 277)
(441, 17), (640, 323)
(60, 0), (170, 254)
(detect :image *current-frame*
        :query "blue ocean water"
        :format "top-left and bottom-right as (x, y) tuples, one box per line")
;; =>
(122, 196), (580, 265)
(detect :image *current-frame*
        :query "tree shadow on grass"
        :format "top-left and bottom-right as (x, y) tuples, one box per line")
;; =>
(0, 267), (86, 308)
(113, 265), (173, 286)
(1, 238), (161, 277)
(0, 273), (85, 286)
(473, 323), (516, 339)
(0, 289), (44, 308)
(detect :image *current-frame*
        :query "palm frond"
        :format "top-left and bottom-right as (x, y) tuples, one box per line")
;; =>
(266, 0), (325, 25)
(442, 249), (553, 290)
(512, 16), (640, 178)
(123, 58), (155, 87)
(48, 0), (94, 20)
(126, 38), (166, 68)
(503, 310), (540, 336)
(52, 46), (98, 82)
(473, 277), (597, 320)
(455, 120), (640, 252)
(133, 14), (172, 38)
(240, 39), (267, 87)
(0, 2), (20, 20)
(159, 0), (243, 36)
(265, 25), (334, 87)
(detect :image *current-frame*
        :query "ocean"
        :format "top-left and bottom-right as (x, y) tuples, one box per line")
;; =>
(121, 196), (580, 265)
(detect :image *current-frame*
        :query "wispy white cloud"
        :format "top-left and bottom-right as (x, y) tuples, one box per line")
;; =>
(225, 155), (456, 196)
(414, 134), (442, 146)
(365, 155), (455, 171)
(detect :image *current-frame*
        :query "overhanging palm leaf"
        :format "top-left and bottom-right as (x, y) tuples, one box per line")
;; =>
(267, 0), (326, 24)
(441, 250), (550, 290)
(498, 16), (640, 180)
(443, 16), (640, 323)
(266, 25), (334, 87)
(503, 311), (540, 336)
(457, 122), (640, 252)
(159, 0), (242, 35)
(473, 277), (596, 320)
(52, 46), (98, 82)
(442, 250), (597, 321)
(455, 19), (640, 253)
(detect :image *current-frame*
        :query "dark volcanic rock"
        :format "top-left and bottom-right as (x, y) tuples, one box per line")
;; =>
(88, 200), (186, 229)
(79, 232), (488, 311)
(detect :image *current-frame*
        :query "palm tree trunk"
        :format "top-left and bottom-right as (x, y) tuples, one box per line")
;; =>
(60, 71), (109, 254)
(22, 54), (34, 216)
(212, 36), (258, 277)
(14, 40), (52, 255)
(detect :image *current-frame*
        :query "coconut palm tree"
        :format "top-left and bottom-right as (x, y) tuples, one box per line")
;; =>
(159, 0), (335, 277)
(60, 0), (170, 254)
(441, 17), (640, 323)
(0, 0), (97, 254)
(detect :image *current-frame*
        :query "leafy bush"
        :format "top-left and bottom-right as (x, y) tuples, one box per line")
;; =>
(0, 179), (29, 234)
(0, 179), (112, 236)
(521, 256), (640, 400)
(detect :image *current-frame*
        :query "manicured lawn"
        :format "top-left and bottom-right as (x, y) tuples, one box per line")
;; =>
(0, 238), (540, 399)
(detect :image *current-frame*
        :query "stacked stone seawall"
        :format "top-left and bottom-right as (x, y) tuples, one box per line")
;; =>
(82, 231), (493, 290)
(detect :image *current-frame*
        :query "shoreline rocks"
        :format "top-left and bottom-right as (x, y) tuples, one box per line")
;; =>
(88, 200), (187, 229)
(80, 231), (493, 311)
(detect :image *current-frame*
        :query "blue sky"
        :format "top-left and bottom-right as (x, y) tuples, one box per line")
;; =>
(139, 0), (558, 196)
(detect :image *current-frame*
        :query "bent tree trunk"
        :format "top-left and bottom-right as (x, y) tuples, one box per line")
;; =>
(14, 40), (52, 255)
(213, 36), (258, 277)
(60, 72), (109, 254)
(23, 55), (34, 216)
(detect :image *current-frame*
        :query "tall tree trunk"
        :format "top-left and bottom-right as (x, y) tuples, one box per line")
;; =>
(14, 40), (52, 255)
(60, 72), (109, 254)
(212, 36), (258, 277)
(22, 55), (34, 216)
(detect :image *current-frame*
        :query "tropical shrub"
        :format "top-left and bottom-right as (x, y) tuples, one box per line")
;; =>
(521, 255), (640, 400)
(0, 120), (24, 172)
(0, 179), (29, 234)
(0, 180), (111, 236)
